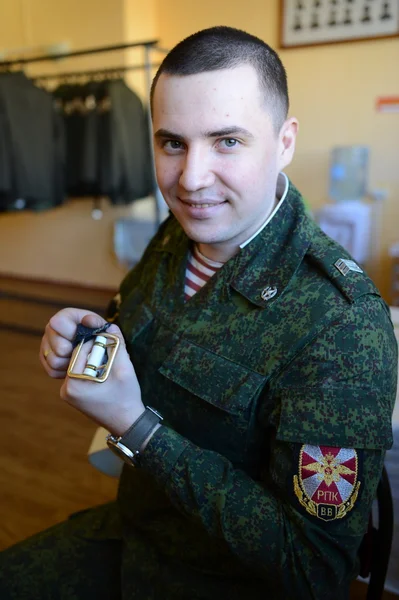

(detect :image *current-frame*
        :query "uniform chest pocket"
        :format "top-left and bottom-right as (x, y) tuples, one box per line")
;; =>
(159, 337), (265, 417)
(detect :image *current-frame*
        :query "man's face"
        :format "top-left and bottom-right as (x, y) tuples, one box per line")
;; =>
(152, 64), (297, 262)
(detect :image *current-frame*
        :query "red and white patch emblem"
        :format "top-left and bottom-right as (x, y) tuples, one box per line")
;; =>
(294, 445), (361, 521)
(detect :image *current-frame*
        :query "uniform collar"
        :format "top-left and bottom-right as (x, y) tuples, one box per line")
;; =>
(154, 178), (314, 310)
(239, 172), (289, 249)
(153, 217), (189, 257)
(229, 179), (314, 308)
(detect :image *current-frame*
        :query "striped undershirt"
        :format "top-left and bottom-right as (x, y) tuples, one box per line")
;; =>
(184, 245), (224, 301)
(183, 173), (289, 302)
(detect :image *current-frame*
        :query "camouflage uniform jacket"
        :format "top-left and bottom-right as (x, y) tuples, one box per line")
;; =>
(110, 179), (397, 600)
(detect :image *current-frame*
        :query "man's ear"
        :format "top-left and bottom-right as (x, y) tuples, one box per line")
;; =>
(277, 117), (299, 171)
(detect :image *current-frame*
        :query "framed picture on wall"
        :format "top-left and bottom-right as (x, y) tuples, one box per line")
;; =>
(280, 0), (399, 48)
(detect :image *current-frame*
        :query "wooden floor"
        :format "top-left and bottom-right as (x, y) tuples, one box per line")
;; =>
(0, 275), (396, 600)
(0, 276), (118, 550)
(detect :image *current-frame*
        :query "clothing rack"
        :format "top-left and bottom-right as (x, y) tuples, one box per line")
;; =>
(31, 62), (161, 82)
(0, 40), (167, 226)
(0, 40), (159, 67)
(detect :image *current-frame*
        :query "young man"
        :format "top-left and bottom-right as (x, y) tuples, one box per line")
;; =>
(0, 26), (397, 600)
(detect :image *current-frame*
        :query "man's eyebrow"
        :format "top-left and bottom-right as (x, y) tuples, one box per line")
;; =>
(154, 127), (254, 140)
(154, 129), (185, 141)
(205, 126), (254, 139)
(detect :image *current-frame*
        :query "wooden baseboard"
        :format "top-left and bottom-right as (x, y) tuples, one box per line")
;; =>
(0, 273), (115, 336)
(0, 271), (117, 293)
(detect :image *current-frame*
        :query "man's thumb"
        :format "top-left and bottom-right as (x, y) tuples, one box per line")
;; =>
(81, 313), (107, 330)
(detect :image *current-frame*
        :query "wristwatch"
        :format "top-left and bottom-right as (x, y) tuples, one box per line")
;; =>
(106, 406), (163, 467)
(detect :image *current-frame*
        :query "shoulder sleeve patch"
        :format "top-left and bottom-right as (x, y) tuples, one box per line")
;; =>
(293, 444), (361, 522)
(306, 233), (380, 303)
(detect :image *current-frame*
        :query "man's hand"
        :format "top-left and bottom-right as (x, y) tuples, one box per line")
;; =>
(39, 308), (145, 436)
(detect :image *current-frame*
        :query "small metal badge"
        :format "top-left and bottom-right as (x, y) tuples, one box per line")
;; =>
(260, 286), (278, 301)
(334, 258), (363, 277)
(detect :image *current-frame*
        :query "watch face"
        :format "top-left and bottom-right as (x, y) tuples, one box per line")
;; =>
(107, 438), (137, 467)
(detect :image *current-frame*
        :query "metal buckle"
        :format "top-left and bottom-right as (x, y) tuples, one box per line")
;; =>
(67, 333), (120, 383)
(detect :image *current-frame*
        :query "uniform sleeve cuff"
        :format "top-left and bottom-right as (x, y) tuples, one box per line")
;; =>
(139, 425), (191, 484)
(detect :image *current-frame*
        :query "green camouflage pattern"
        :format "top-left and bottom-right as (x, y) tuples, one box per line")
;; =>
(0, 503), (123, 599)
(0, 178), (397, 599)
(116, 179), (397, 599)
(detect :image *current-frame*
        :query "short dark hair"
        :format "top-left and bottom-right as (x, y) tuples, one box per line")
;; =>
(150, 26), (289, 132)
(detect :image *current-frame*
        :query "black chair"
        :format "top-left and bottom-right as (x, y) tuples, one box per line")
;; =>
(358, 465), (394, 600)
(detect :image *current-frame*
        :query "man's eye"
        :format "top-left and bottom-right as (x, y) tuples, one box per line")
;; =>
(164, 140), (183, 150)
(221, 138), (238, 148)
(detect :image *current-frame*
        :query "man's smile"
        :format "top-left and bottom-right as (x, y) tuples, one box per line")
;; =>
(177, 197), (228, 217)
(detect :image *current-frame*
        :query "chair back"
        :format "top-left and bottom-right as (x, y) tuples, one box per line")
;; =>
(358, 465), (394, 600)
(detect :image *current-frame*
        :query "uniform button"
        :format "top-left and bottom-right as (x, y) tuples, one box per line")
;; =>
(162, 235), (170, 246)
(260, 286), (278, 301)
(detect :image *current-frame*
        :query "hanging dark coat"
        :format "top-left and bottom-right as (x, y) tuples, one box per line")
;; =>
(53, 78), (153, 204)
(0, 71), (65, 212)
(106, 78), (153, 204)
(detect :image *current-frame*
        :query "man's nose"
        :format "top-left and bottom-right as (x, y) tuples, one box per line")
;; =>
(178, 148), (215, 192)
